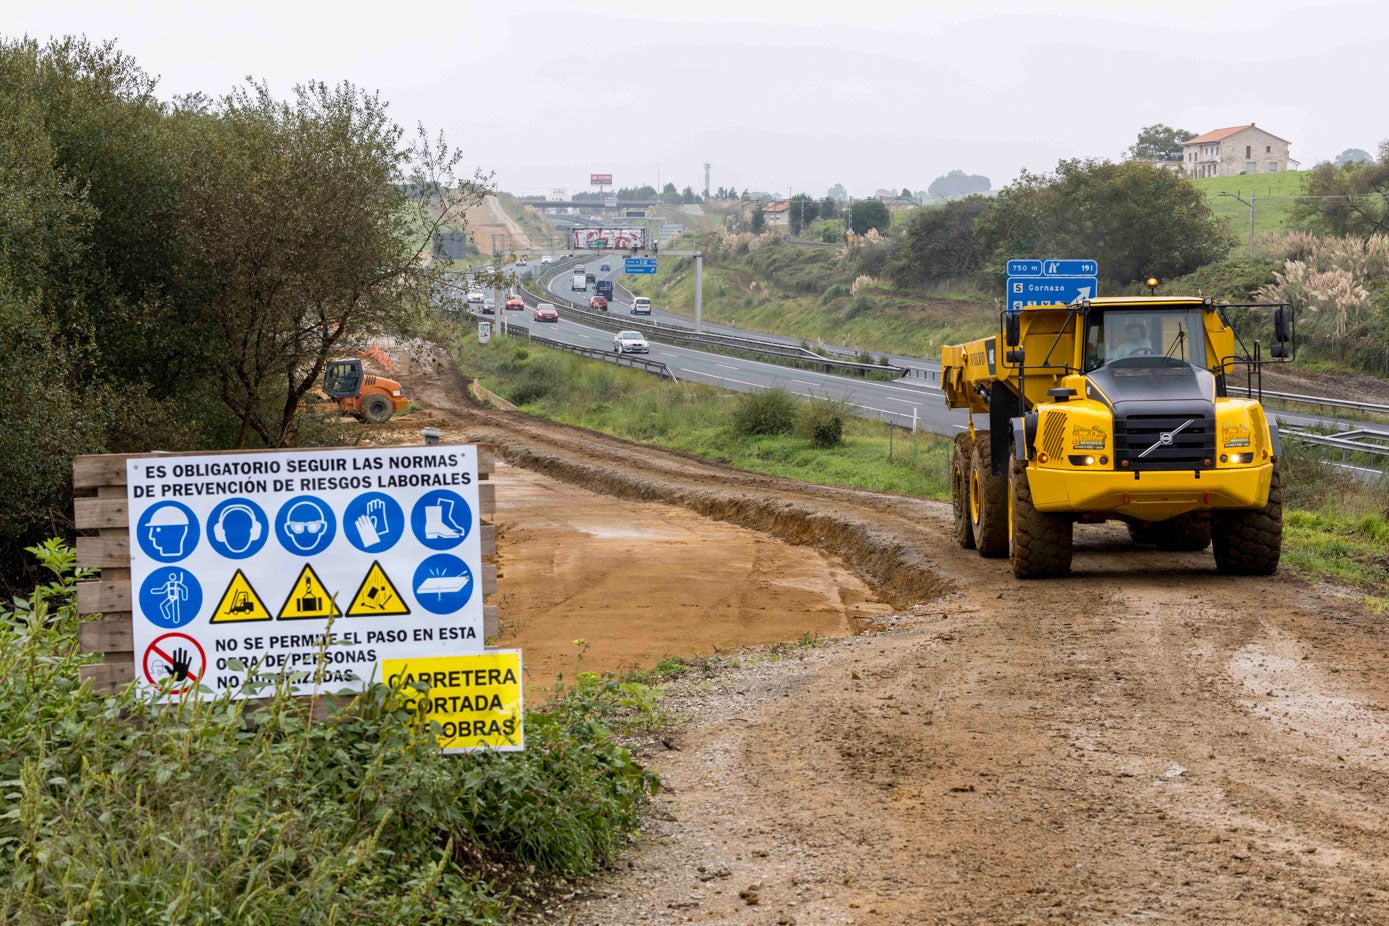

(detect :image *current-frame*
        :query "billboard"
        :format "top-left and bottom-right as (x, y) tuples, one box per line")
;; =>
(572, 227), (646, 250)
(590, 173), (612, 185)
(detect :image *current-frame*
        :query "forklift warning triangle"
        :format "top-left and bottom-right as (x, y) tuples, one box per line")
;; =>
(346, 561), (411, 617)
(277, 564), (342, 620)
(210, 569), (272, 623)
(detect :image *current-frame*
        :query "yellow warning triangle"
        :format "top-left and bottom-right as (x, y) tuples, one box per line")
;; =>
(346, 560), (411, 617)
(277, 564), (342, 620)
(210, 569), (273, 623)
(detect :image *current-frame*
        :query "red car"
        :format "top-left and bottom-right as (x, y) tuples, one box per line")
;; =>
(504, 297), (525, 311)
(533, 304), (559, 323)
(589, 296), (609, 310)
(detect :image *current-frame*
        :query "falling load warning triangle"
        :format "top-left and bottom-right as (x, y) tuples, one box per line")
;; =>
(347, 560), (411, 617)
(277, 564), (341, 620)
(210, 569), (272, 623)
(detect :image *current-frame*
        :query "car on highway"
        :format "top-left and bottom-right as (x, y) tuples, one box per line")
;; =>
(505, 297), (525, 311)
(516, 257), (527, 266)
(585, 271), (596, 283)
(600, 262), (611, 272)
(533, 303), (559, 323)
(467, 290), (485, 304)
(589, 296), (609, 311)
(483, 298), (495, 313)
(631, 296), (652, 315)
(540, 255), (552, 265)
(575, 265), (585, 273)
(613, 330), (649, 354)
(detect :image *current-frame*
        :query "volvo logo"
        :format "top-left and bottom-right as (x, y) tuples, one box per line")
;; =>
(1138, 420), (1192, 458)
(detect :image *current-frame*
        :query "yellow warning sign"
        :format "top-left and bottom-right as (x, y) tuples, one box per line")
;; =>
(277, 564), (341, 620)
(210, 569), (272, 623)
(382, 651), (524, 753)
(347, 560), (411, 617)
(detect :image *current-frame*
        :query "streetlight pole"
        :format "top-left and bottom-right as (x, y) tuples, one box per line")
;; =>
(1219, 192), (1256, 251)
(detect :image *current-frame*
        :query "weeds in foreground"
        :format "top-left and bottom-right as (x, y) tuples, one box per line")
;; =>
(0, 543), (658, 925)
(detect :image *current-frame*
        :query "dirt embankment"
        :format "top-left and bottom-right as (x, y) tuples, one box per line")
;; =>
(379, 342), (1389, 924)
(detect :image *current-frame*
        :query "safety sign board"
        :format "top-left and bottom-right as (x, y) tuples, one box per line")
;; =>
(1005, 258), (1100, 312)
(126, 445), (486, 700)
(382, 650), (524, 753)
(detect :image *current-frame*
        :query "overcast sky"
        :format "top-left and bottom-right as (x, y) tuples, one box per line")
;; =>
(13, 0), (1387, 198)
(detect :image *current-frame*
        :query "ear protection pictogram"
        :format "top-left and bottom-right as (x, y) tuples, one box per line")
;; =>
(213, 503), (263, 552)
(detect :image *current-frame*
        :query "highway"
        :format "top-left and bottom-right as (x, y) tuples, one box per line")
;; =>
(527, 256), (967, 434)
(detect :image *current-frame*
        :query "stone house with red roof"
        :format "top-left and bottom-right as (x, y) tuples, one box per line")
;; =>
(1182, 124), (1292, 178)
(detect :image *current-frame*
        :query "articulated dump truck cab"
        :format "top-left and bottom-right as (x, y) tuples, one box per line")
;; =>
(941, 295), (1295, 579)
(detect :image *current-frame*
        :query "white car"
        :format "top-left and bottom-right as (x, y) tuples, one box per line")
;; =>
(540, 255), (553, 265)
(516, 257), (527, 266)
(467, 290), (485, 304)
(630, 296), (652, 315)
(613, 330), (649, 354)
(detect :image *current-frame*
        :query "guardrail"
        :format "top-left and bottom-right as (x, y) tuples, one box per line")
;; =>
(527, 332), (679, 381)
(1228, 386), (1389, 418)
(1282, 426), (1389, 460)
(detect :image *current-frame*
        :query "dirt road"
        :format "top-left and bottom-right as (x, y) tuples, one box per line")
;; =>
(380, 342), (1389, 924)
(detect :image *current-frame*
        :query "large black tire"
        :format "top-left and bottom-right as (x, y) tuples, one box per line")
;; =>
(1212, 468), (1283, 575)
(1127, 512), (1212, 552)
(1009, 458), (1073, 578)
(969, 433), (1009, 558)
(952, 434), (975, 550)
(361, 393), (394, 424)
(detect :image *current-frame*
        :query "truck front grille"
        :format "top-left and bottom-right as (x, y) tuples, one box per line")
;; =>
(1113, 414), (1214, 471)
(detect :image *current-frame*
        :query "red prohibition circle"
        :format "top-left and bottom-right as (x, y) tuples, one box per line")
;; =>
(142, 632), (207, 694)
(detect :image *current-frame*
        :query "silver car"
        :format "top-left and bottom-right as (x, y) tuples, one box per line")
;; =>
(613, 330), (649, 354)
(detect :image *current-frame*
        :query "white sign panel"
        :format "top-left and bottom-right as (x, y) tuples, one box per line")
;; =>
(127, 445), (485, 699)
(572, 227), (646, 250)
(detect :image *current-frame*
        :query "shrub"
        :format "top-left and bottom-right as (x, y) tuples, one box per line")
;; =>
(799, 397), (847, 448)
(0, 541), (658, 924)
(731, 387), (798, 436)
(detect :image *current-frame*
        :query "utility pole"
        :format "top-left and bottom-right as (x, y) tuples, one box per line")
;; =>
(1218, 191), (1256, 251)
(703, 162), (711, 200)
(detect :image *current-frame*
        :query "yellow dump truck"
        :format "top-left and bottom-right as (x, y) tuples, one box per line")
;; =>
(941, 294), (1294, 578)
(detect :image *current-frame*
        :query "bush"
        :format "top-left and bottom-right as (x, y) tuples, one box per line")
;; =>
(799, 397), (847, 448)
(731, 387), (798, 436)
(0, 541), (658, 924)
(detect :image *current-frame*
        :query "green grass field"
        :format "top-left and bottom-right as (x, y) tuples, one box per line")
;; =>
(1188, 170), (1309, 242)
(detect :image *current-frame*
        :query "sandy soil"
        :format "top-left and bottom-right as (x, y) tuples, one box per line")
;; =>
(369, 340), (1389, 924)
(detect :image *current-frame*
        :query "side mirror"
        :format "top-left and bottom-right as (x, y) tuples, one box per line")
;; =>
(1274, 305), (1291, 343)
(1004, 312), (1021, 347)
(1006, 349), (1025, 365)
(1271, 344), (1288, 359)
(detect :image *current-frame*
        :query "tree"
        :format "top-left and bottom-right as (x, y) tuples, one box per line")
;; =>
(1295, 140), (1389, 237)
(660, 182), (681, 204)
(1334, 148), (1373, 167)
(1125, 124), (1194, 162)
(974, 159), (1233, 286)
(681, 185), (696, 204)
(849, 199), (890, 236)
(927, 169), (991, 199)
(889, 196), (992, 288)
(176, 79), (485, 446)
(750, 208), (765, 233)
(827, 183), (848, 202)
(900, 188), (912, 199)
(819, 196), (839, 220)
(787, 194), (819, 235)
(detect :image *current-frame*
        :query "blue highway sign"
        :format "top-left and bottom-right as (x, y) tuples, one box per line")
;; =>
(624, 257), (658, 274)
(1006, 257), (1099, 311)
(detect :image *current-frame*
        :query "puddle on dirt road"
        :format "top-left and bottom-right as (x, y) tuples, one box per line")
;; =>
(488, 463), (894, 701)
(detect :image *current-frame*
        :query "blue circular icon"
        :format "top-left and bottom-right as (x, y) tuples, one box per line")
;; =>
(410, 490), (473, 550)
(412, 554), (474, 615)
(274, 495), (336, 556)
(343, 492), (404, 553)
(207, 498), (269, 559)
(135, 501), (200, 563)
(138, 567), (203, 628)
